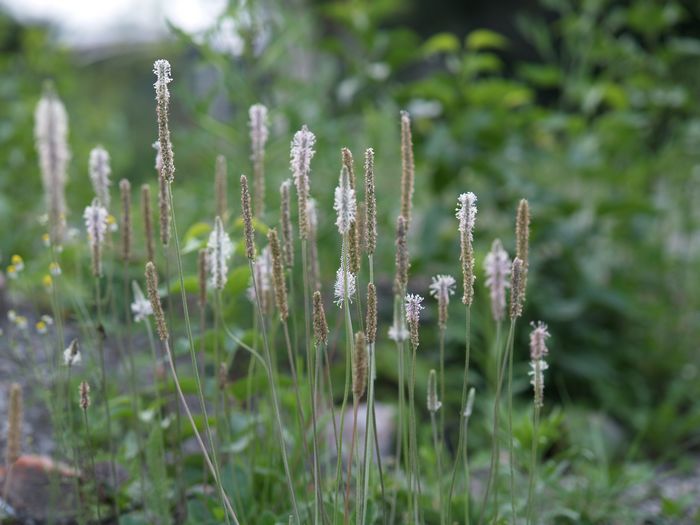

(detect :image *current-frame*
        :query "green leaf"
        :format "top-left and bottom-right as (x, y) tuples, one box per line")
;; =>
(465, 29), (508, 51)
(422, 32), (460, 56)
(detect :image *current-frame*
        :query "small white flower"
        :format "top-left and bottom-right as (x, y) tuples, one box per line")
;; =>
(334, 266), (356, 307)
(206, 216), (234, 290)
(131, 281), (153, 323)
(456, 192), (477, 240)
(290, 125), (315, 193)
(89, 146), (111, 207)
(484, 239), (510, 322)
(404, 293), (425, 326)
(63, 340), (81, 367)
(429, 274), (456, 303)
(333, 166), (356, 235)
(83, 200), (108, 248)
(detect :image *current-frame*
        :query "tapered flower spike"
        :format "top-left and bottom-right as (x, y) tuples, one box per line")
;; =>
(268, 228), (289, 322)
(366, 283), (377, 344)
(510, 257), (524, 320)
(290, 125), (316, 239)
(352, 331), (368, 401)
(405, 293), (424, 348)
(84, 199), (108, 277)
(529, 322), (550, 408)
(206, 216), (233, 291)
(153, 59), (175, 183)
(529, 321), (550, 360)
(342, 148), (361, 273)
(364, 148), (377, 256)
(79, 381), (91, 411)
(427, 369), (441, 413)
(141, 184), (155, 263)
(119, 179), (132, 262)
(429, 274), (456, 329)
(241, 175), (256, 260)
(394, 215), (409, 295)
(312, 291), (329, 346)
(456, 192), (477, 305)
(516, 198), (530, 299)
(89, 146), (111, 208)
(249, 104), (269, 218)
(280, 180), (294, 268)
(158, 173), (170, 247)
(215, 155), (228, 222)
(6, 383), (22, 466)
(334, 165), (357, 235)
(35, 83), (70, 244)
(334, 264), (356, 308)
(145, 261), (169, 341)
(400, 110), (415, 226)
(484, 238), (510, 322)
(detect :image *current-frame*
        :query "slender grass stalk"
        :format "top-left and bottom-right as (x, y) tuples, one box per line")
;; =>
(526, 406), (541, 525)
(463, 388), (475, 525)
(427, 369), (443, 525)
(79, 383), (101, 522)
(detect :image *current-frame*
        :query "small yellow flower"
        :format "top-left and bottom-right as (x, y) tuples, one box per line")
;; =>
(49, 262), (61, 276)
(11, 255), (24, 272)
(107, 214), (118, 232)
(14, 316), (28, 331)
(42, 233), (51, 247)
(6, 265), (17, 279)
(36, 320), (47, 334)
(43, 274), (53, 290)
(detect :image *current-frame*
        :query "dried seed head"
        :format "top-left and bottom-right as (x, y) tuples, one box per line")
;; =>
(145, 261), (169, 341)
(158, 174), (171, 247)
(509, 258), (524, 320)
(6, 383), (22, 466)
(352, 331), (367, 401)
(341, 147), (355, 188)
(84, 199), (108, 277)
(240, 174), (256, 260)
(141, 184), (155, 263)
(153, 59), (175, 183)
(268, 228), (289, 322)
(120, 179), (132, 262)
(79, 381), (91, 411)
(484, 239), (510, 322)
(429, 274), (456, 329)
(405, 293), (424, 348)
(529, 321), (550, 360)
(334, 166), (357, 235)
(456, 192), (477, 305)
(35, 83), (70, 245)
(427, 369), (441, 413)
(206, 216), (233, 290)
(464, 387), (476, 418)
(393, 215), (409, 295)
(515, 198), (530, 301)
(290, 125), (315, 239)
(89, 146), (111, 208)
(366, 283), (377, 344)
(63, 338), (81, 367)
(349, 224), (361, 274)
(312, 291), (329, 346)
(198, 248), (207, 307)
(280, 179), (294, 268)
(364, 148), (377, 255)
(215, 155), (228, 222)
(400, 110), (415, 226)
(249, 104), (269, 218)
(356, 202), (366, 255)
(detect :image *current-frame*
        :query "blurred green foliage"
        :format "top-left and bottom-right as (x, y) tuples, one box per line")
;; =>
(2, 0), (700, 520)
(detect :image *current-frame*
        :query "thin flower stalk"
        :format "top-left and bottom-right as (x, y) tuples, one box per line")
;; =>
(249, 104), (269, 218)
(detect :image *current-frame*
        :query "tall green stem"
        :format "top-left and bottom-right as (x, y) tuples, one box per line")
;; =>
(526, 406), (541, 525)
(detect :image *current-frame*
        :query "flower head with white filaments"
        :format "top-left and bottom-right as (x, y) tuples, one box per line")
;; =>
(529, 321), (551, 408)
(207, 216), (233, 290)
(35, 84), (70, 244)
(89, 146), (111, 208)
(484, 238), (510, 322)
(334, 264), (356, 308)
(456, 192), (477, 239)
(84, 199), (108, 248)
(290, 125), (315, 194)
(430, 274), (457, 328)
(153, 59), (175, 183)
(456, 192), (477, 304)
(63, 339), (81, 367)
(405, 293), (424, 347)
(334, 165), (357, 235)
(131, 281), (153, 323)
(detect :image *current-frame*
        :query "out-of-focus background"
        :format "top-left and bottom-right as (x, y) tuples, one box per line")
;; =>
(2, 0), (700, 520)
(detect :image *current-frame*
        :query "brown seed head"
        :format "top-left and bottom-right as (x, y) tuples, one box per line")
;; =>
(510, 257), (524, 320)
(516, 198), (530, 300)
(145, 261), (169, 341)
(240, 174), (256, 260)
(141, 184), (155, 263)
(352, 331), (367, 401)
(268, 228), (289, 322)
(119, 179), (132, 262)
(79, 381), (91, 411)
(153, 59), (175, 183)
(400, 111), (415, 226)
(393, 215), (409, 295)
(312, 291), (329, 346)
(364, 148), (377, 255)
(366, 283), (377, 344)
(6, 383), (22, 466)
(158, 174), (170, 247)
